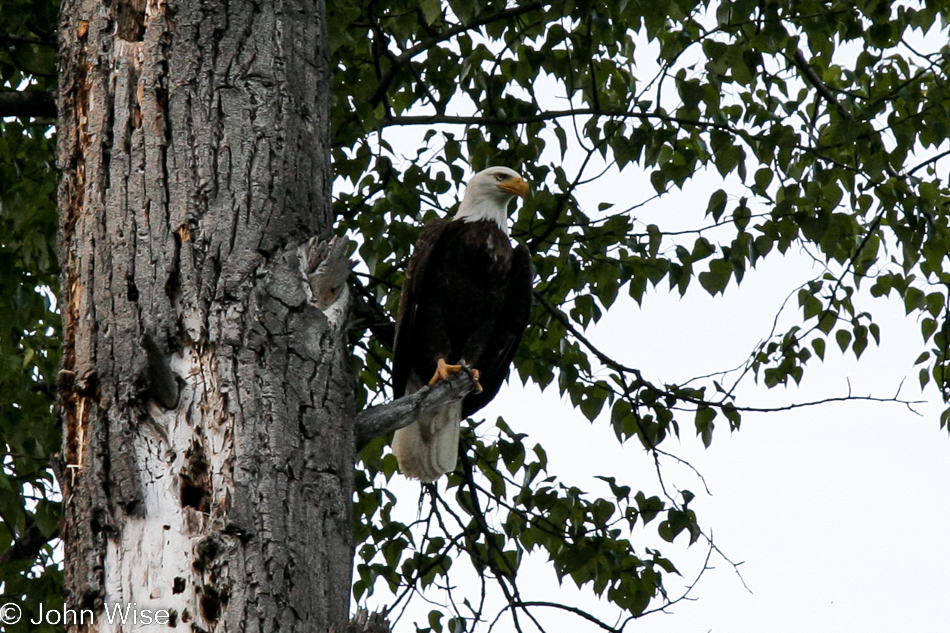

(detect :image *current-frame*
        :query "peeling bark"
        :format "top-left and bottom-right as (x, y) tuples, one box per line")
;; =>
(57, 1), (352, 631)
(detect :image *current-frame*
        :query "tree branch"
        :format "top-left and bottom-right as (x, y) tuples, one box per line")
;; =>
(789, 49), (852, 120)
(0, 517), (55, 567)
(0, 90), (57, 119)
(533, 289), (642, 376)
(0, 33), (52, 46)
(382, 108), (737, 134)
(354, 367), (479, 447)
(535, 288), (925, 415)
(909, 147), (950, 175)
(507, 602), (619, 633)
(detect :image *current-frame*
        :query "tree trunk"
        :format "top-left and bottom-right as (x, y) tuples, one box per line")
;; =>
(56, 1), (354, 631)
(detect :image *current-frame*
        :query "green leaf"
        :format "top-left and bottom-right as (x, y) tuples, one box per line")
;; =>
(699, 259), (732, 296)
(836, 329), (852, 352)
(922, 318), (937, 342)
(419, 0), (442, 24)
(428, 610), (444, 632)
(635, 493), (665, 525)
(706, 189), (728, 221)
(694, 407), (716, 448)
(33, 500), (60, 538)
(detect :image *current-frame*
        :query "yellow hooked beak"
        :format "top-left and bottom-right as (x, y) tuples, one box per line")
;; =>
(497, 177), (529, 198)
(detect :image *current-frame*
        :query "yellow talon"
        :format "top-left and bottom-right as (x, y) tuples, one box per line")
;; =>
(428, 358), (463, 386)
(428, 359), (484, 392)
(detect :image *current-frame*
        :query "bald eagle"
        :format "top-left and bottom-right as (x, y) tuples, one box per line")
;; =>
(392, 166), (534, 481)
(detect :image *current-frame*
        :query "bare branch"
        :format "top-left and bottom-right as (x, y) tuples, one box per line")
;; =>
(354, 368), (480, 447)
(704, 530), (753, 595)
(908, 147), (950, 175)
(652, 448), (713, 496)
(508, 602), (620, 633)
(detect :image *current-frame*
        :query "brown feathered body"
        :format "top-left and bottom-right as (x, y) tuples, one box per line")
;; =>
(392, 217), (533, 481)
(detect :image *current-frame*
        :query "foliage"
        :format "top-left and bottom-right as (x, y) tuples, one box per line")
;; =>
(0, 0), (61, 624)
(4, 0), (950, 630)
(332, 0), (950, 629)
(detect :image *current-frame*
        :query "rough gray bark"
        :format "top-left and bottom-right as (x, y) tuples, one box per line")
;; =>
(56, 1), (354, 631)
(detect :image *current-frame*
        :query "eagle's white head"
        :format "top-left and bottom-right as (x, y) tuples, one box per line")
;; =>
(455, 166), (529, 235)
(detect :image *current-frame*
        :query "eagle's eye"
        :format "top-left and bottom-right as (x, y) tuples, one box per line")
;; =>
(495, 173), (506, 182)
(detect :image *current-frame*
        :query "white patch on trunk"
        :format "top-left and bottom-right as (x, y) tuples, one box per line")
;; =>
(101, 345), (231, 632)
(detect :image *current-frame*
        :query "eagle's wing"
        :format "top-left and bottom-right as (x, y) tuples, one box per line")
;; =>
(461, 242), (534, 418)
(392, 218), (448, 398)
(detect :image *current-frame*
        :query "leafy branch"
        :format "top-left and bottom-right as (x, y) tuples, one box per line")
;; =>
(0, 90), (56, 118)
(368, 2), (546, 108)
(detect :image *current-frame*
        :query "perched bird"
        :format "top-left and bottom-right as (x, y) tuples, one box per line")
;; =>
(391, 166), (534, 481)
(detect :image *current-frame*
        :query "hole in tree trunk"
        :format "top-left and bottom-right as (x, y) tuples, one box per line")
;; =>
(115, 0), (146, 42)
(179, 440), (211, 512)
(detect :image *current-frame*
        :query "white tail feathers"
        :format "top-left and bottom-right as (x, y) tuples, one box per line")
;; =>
(393, 400), (463, 481)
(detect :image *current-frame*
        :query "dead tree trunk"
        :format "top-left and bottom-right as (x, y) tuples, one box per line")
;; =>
(56, 1), (354, 631)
